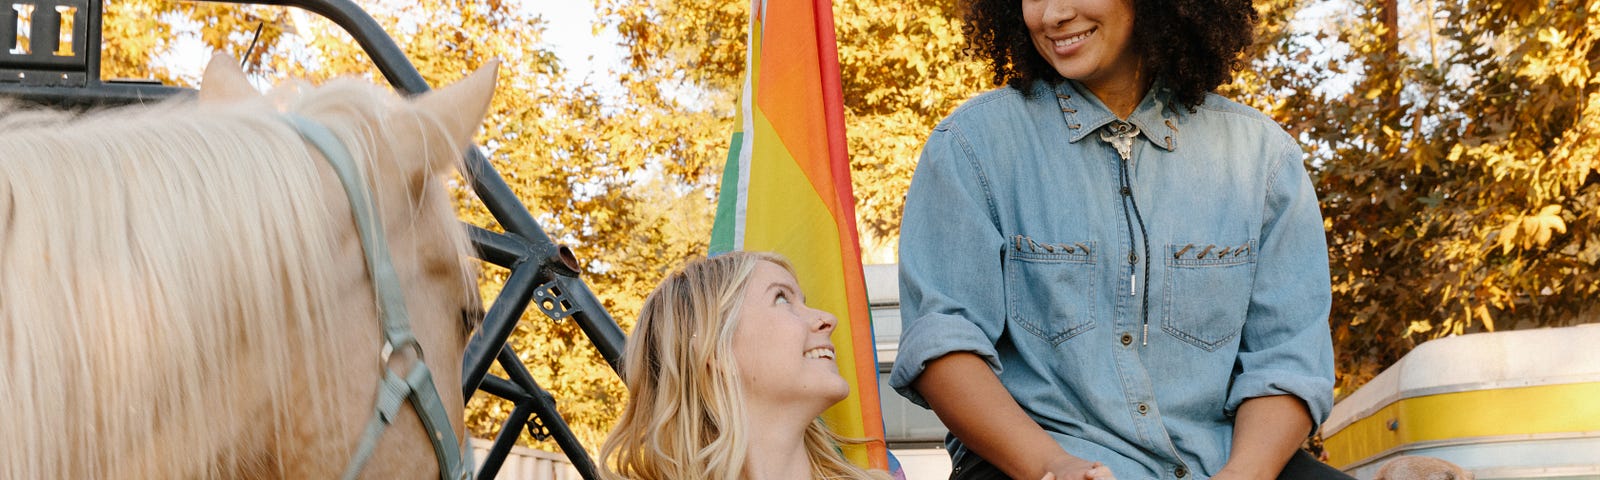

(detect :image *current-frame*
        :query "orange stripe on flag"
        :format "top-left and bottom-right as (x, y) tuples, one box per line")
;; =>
(755, 0), (838, 221)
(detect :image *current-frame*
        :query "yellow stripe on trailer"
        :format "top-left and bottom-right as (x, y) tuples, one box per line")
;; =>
(1325, 381), (1600, 466)
(1322, 323), (1600, 478)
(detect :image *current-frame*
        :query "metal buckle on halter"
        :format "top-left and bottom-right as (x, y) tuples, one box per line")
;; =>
(380, 339), (427, 373)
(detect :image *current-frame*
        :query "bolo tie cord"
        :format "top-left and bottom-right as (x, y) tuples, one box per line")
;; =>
(1104, 122), (1153, 346)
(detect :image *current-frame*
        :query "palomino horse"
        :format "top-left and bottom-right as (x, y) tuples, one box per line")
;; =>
(0, 55), (495, 479)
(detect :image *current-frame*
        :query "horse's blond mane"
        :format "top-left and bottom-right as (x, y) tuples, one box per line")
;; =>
(0, 76), (475, 478)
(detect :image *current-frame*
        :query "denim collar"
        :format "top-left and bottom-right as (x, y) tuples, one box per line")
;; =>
(1044, 80), (1180, 152)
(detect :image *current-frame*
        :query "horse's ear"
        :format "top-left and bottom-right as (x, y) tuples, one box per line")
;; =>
(199, 54), (260, 104)
(411, 60), (498, 151)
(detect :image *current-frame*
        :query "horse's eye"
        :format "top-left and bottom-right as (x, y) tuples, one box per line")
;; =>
(460, 305), (485, 331)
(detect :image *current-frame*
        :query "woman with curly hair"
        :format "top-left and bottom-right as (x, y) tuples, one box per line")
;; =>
(891, 0), (1354, 479)
(598, 252), (891, 480)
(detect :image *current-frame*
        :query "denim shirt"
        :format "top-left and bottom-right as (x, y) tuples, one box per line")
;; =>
(891, 80), (1335, 480)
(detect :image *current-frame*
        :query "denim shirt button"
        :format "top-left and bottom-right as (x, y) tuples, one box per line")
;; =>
(1175, 466), (1188, 478)
(1136, 403), (1148, 414)
(1120, 333), (1133, 346)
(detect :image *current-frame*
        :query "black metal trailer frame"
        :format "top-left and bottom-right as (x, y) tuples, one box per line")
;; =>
(1, 1), (625, 478)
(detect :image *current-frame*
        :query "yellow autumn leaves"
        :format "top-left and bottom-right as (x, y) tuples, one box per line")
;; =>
(1497, 205), (1567, 254)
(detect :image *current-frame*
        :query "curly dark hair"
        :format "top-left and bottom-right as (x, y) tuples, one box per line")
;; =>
(962, 0), (1259, 109)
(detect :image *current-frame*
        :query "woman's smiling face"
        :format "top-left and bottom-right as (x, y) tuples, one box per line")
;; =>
(1023, 0), (1143, 93)
(730, 260), (850, 411)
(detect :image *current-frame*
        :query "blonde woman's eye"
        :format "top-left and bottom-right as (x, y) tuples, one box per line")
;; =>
(775, 292), (791, 304)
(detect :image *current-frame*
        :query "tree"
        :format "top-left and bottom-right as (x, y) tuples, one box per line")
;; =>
(1229, 0), (1599, 393)
(1253, 0), (1592, 397)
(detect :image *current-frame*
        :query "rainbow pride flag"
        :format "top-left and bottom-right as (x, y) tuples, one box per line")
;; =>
(709, 0), (888, 470)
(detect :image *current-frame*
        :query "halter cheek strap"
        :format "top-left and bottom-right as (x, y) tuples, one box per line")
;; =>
(282, 115), (472, 480)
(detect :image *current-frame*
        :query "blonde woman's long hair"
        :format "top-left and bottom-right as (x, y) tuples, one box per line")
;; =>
(599, 251), (881, 480)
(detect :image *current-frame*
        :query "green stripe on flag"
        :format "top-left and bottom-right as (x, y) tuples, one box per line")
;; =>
(709, 131), (744, 255)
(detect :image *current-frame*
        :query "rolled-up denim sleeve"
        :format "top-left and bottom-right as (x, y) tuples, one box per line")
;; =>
(1226, 141), (1336, 427)
(890, 124), (1008, 409)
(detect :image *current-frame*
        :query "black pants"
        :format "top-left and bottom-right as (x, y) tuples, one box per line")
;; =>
(949, 450), (1354, 480)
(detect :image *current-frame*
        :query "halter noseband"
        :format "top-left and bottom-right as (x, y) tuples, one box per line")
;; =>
(283, 114), (472, 480)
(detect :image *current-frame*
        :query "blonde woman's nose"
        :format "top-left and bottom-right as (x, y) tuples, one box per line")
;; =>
(814, 310), (838, 333)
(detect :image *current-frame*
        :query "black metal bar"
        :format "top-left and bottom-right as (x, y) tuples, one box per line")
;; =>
(476, 353), (603, 479)
(462, 148), (550, 244)
(462, 229), (626, 393)
(0, 82), (189, 106)
(462, 263), (541, 400)
(34, 4), (60, 59)
(468, 226), (530, 269)
(83, 0), (99, 89)
(71, 0), (88, 60)
(495, 345), (602, 480)
(2, 6), (16, 55)
(528, 395), (601, 480)
(548, 275), (625, 372)
(495, 345), (539, 400)
(479, 375), (532, 404)
(477, 401), (535, 480)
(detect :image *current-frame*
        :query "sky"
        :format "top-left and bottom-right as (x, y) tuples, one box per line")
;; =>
(145, 2), (625, 90)
(533, 2), (626, 93)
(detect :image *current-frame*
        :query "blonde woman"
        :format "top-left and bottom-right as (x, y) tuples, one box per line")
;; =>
(599, 251), (889, 480)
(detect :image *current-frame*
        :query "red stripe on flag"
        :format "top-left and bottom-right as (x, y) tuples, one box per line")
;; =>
(810, 0), (888, 470)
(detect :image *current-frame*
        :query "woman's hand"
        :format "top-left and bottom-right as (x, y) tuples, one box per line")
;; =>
(1040, 457), (1117, 480)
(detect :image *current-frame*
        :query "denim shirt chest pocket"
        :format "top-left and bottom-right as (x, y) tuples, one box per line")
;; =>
(1162, 239), (1257, 351)
(1004, 235), (1098, 345)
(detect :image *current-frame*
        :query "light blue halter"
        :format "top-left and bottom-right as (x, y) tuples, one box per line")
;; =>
(282, 114), (472, 480)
